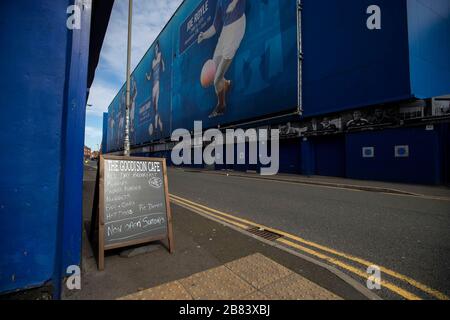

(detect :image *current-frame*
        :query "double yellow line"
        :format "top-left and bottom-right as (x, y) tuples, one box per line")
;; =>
(170, 194), (449, 301)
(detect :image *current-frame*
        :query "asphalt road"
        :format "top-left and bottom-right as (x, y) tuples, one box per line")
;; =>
(167, 168), (450, 300)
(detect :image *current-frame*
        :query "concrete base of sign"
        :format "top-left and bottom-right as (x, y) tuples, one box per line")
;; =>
(119, 244), (162, 258)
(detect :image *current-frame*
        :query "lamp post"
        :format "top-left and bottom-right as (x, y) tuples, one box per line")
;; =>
(124, 0), (133, 156)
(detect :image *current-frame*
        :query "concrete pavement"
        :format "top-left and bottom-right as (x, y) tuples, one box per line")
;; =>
(118, 253), (341, 300)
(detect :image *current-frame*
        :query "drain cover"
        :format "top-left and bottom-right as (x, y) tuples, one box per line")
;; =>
(246, 227), (282, 242)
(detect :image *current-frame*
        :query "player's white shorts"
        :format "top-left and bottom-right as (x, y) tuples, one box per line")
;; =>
(214, 14), (246, 60)
(130, 103), (135, 121)
(152, 81), (160, 101)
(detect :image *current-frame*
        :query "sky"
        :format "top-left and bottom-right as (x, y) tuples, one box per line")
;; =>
(84, 0), (183, 151)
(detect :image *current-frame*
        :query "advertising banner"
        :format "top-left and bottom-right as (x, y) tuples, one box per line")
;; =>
(172, 0), (298, 130)
(107, 0), (299, 152)
(107, 89), (124, 152)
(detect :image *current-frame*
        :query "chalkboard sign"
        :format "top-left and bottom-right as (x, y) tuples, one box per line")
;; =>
(92, 155), (174, 270)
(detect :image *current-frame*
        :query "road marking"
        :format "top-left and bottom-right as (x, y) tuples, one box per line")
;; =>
(170, 197), (249, 230)
(201, 172), (365, 193)
(170, 194), (449, 300)
(380, 192), (450, 202)
(170, 196), (419, 300)
(178, 169), (450, 202)
(276, 238), (421, 300)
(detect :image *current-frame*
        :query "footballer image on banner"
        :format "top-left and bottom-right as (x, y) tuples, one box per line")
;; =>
(146, 40), (166, 134)
(198, 0), (247, 118)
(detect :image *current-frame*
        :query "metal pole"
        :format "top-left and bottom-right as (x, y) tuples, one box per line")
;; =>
(124, 0), (133, 156)
(297, 0), (303, 114)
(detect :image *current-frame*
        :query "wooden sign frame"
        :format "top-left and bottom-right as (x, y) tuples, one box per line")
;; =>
(92, 155), (174, 271)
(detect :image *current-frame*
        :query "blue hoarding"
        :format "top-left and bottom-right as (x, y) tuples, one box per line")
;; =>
(407, 0), (450, 99)
(107, 0), (450, 153)
(107, 0), (299, 152)
(302, 0), (412, 117)
(107, 88), (122, 152)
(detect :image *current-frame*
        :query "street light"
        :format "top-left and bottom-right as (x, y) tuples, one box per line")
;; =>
(124, 0), (133, 157)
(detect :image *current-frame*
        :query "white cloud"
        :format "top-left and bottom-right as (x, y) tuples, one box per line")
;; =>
(87, 80), (118, 116)
(85, 126), (103, 150)
(85, 126), (103, 138)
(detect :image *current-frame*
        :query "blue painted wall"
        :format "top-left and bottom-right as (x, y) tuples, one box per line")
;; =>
(59, 0), (92, 291)
(301, 139), (316, 176)
(438, 123), (450, 185)
(345, 127), (442, 184)
(407, 0), (450, 99)
(0, 0), (92, 294)
(314, 135), (346, 178)
(445, 124), (450, 185)
(279, 139), (302, 174)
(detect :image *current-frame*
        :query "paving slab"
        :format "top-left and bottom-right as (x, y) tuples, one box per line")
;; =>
(225, 253), (292, 289)
(241, 291), (270, 300)
(260, 273), (341, 300)
(180, 266), (256, 300)
(118, 281), (192, 300)
(118, 254), (341, 300)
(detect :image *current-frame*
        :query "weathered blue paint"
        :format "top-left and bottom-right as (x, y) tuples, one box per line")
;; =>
(0, 0), (92, 295)
(407, 0), (450, 99)
(57, 0), (92, 299)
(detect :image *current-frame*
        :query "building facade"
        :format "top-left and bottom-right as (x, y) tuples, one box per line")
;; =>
(84, 146), (92, 160)
(104, 0), (450, 185)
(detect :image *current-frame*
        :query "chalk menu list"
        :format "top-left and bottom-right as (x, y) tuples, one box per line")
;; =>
(103, 159), (168, 246)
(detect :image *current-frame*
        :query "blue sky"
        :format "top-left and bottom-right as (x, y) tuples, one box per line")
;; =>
(85, 0), (183, 150)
